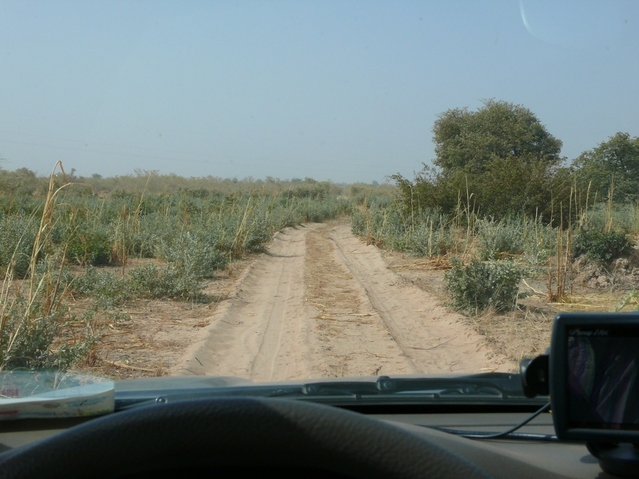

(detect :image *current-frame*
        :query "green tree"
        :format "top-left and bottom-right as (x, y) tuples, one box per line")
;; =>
(395, 100), (568, 220)
(0, 168), (45, 196)
(433, 99), (563, 175)
(573, 132), (639, 203)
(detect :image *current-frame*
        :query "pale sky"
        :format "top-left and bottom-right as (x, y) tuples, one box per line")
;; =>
(1, 1), (638, 183)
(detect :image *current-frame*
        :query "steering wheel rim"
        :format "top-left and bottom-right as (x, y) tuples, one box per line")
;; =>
(0, 397), (491, 478)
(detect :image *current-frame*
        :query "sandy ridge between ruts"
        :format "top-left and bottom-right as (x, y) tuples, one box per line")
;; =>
(174, 221), (513, 381)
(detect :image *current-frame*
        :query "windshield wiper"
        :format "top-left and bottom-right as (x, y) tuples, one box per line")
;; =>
(280, 373), (536, 400)
(374, 373), (526, 398)
(115, 384), (303, 410)
(115, 373), (544, 411)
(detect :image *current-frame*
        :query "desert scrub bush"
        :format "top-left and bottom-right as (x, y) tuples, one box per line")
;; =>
(299, 196), (352, 222)
(522, 218), (555, 267)
(580, 202), (639, 234)
(132, 213), (182, 258)
(1, 256), (96, 371)
(158, 231), (227, 278)
(350, 199), (454, 256)
(71, 267), (132, 308)
(350, 209), (367, 237)
(444, 257), (524, 314)
(240, 218), (272, 253)
(572, 229), (632, 263)
(0, 295), (95, 370)
(128, 263), (204, 301)
(476, 217), (525, 260)
(360, 204), (410, 249)
(2, 174), (351, 273)
(613, 203), (639, 233)
(0, 214), (38, 278)
(0, 194), (45, 216)
(0, 162), (99, 371)
(408, 219), (456, 257)
(65, 225), (114, 266)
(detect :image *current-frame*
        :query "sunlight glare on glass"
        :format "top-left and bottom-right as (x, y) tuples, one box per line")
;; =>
(519, 0), (626, 49)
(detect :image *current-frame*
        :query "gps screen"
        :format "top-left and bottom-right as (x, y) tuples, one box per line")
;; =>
(567, 327), (639, 430)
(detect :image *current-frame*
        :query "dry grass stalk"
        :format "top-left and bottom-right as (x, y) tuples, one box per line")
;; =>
(230, 196), (252, 257)
(1, 162), (82, 369)
(605, 176), (615, 233)
(547, 199), (573, 303)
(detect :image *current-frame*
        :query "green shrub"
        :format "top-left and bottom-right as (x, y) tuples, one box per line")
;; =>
(350, 210), (367, 237)
(71, 267), (131, 308)
(242, 219), (272, 253)
(0, 304), (94, 370)
(0, 269), (96, 371)
(350, 200), (455, 257)
(572, 230), (632, 263)
(409, 221), (456, 257)
(2, 179), (353, 314)
(580, 203), (639, 234)
(522, 219), (555, 267)
(129, 263), (204, 301)
(131, 214), (180, 258)
(65, 226), (113, 266)
(476, 218), (525, 260)
(444, 258), (524, 314)
(0, 215), (37, 278)
(158, 232), (227, 278)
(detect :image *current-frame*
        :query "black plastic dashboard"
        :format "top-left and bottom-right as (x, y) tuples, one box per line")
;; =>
(375, 411), (606, 478)
(0, 404), (613, 479)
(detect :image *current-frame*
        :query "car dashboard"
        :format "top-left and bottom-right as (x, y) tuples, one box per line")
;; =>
(0, 401), (611, 479)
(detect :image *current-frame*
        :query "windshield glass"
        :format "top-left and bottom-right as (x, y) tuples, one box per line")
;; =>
(1, 1), (638, 397)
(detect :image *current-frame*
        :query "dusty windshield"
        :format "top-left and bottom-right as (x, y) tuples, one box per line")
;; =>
(0, 1), (638, 388)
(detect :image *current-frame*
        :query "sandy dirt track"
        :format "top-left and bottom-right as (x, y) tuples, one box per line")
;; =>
(174, 222), (513, 380)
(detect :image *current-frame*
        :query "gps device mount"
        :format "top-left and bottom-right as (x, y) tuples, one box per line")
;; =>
(586, 442), (639, 478)
(521, 312), (639, 478)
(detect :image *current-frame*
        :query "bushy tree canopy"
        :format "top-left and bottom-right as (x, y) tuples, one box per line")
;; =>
(0, 167), (47, 196)
(433, 99), (563, 175)
(573, 132), (639, 203)
(395, 100), (568, 220)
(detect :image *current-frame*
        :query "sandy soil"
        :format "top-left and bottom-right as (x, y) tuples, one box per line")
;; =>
(172, 221), (513, 381)
(77, 219), (637, 381)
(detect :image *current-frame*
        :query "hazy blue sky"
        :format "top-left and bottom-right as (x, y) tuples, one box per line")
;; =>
(1, 1), (638, 183)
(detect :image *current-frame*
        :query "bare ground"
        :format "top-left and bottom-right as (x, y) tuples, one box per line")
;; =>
(82, 219), (636, 381)
(171, 221), (512, 381)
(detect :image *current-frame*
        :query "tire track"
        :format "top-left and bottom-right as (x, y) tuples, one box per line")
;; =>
(174, 220), (512, 381)
(304, 226), (417, 377)
(328, 224), (511, 373)
(174, 225), (317, 380)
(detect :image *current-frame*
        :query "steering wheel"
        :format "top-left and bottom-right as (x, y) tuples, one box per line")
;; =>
(0, 397), (491, 478)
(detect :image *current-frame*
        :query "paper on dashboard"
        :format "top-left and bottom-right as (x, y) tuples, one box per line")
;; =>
(0, 371), (114, 420)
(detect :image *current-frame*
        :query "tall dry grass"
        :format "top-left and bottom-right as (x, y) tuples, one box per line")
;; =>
(1, 162), (96, 371)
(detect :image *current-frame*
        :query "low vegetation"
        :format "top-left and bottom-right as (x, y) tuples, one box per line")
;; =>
(0, 166), (355, 371)
(353, 193), (639, 315)
(444, 258), (524, 314)
(355, 101), (639, 317)
(2, 100), (638, 372)
(572, 230), (632, 264)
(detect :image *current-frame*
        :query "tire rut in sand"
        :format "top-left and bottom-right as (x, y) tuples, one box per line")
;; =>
(304, 226), (416, 377)
(174, 221), (513, 381)
(174, 225), (317, 380)
(327, 224), (512, 373)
